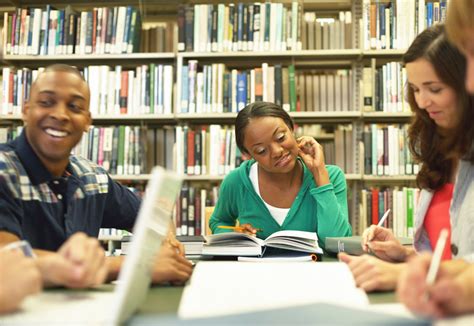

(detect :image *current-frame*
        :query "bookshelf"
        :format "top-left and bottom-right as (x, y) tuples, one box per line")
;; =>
(1, 0), (447, 237)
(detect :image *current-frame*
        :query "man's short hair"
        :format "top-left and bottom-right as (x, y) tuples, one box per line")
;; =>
(41, 64), (85, 81)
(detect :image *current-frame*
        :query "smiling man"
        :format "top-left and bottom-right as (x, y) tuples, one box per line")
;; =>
(0, 64), (193, 288)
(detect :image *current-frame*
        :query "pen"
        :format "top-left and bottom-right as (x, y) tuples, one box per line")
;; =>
(377, 209), (391, 227)
(425, 228), (449, 286)
(0, 240), (36, 258)
(217, 225), (263, 232)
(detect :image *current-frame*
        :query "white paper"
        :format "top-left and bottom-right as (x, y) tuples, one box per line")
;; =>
(0, 291), (116, 325)
(178, 261), (369, 319)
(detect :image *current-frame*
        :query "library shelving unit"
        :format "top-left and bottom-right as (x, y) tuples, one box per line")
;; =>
(0, 0), (439, 237)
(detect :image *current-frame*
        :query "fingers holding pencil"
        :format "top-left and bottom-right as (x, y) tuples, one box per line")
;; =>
(218, 224), (262, 235)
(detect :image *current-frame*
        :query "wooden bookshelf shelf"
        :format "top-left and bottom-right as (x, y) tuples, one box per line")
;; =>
(112, 173), (362, 182)
(362, 112), (413, 121)
(176, 113), (237, 121)
(4, 53), (175, 61)
(363, 50), (407, 58)
(0, 114), (176, 123)
(175, 111), (362, 123)
(363, 175), (417, 181)
(0, 114), (22, 121)
(179, 49), (361, 59)
(345, 173), (362, 181)
(291, 111), (361, 119)
(112, 174), (228, 182)
(184, 175), (225, 181)
(92, 114), (175, 123)
(3, 53), (176, 66)
(111, 174), (151, 181)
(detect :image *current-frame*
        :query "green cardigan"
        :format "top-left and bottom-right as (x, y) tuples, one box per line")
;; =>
(209, 159), (352, 248)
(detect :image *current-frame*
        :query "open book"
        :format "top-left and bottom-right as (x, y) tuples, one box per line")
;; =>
(202, 230), (323, 257)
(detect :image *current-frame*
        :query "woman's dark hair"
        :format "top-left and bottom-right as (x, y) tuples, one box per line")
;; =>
(235, 101), (294, 154)
(403, 24), (474, 190)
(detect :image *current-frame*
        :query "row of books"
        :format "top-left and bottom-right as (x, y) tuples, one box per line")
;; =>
(361, 0), (447, 50)
(1, 64), (174, 116)
(362, 61), (410, 113)
(72, 125), (146, 175)
(84, 64), (174, 115)
(177, 2), (301, 53)
(175, 125), (243, 176)
(0, 123), (392, 179)
(2, 5), (141, 56)
(358, 187), (419, 238)
(180, 61), (354, 114)
(297, 69), (353, 112)
(1, 67), (39, 115)
(362, 124), (418, 176)
(0, 126), (22, 143)
(140, 23), (175, 53)
(174, 123), (356, 177)
(175, 183), (219, 236)
(301, 11), (353, 50)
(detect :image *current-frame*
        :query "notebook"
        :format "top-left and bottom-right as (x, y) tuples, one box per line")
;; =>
(0, 166), (182, 325)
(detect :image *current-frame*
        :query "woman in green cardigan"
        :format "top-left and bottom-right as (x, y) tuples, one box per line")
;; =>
(209, 102), (352, 249)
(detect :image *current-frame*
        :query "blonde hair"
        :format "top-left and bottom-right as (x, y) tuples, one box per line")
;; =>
(446, 0), (474, 47)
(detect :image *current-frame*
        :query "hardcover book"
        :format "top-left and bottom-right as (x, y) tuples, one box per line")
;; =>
(325, 235), (413, 256)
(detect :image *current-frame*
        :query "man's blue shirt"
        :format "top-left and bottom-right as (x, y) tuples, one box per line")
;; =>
(0, 131), (141, 251)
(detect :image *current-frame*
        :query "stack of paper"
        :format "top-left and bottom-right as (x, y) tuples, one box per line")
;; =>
(178, 262), (369, 319)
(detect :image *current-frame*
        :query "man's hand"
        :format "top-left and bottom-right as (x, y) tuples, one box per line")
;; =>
(166, 232), (185, 257)
(151, 241), (194, 285)
(0, 250), (42, 313)
(37, 232), (108, 288)
(339, 252), (404, 292)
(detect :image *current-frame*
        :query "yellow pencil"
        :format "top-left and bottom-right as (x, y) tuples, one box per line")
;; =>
(217, 225), (263, 232)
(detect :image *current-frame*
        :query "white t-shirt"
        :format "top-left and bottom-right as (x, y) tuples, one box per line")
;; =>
(249, 163), (289, 226)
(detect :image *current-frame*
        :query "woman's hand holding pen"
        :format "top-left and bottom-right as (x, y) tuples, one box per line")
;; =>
(361, 225), (409, 262)
(397, 254), (474, 318)
(218, 224), (260, 236)
(296, 136), (329, 186)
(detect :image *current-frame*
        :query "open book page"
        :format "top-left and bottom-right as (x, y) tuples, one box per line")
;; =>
(237, 252), (317, 262)
(203, 232), (265, 256)
(178, 262), (369, 319)
(264, 230), (322, 253)
(203, 231), (322, 256)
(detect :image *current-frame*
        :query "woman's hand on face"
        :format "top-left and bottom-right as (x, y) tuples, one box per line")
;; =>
(297, 136), (329, 186)
(297, 136), (324, 169)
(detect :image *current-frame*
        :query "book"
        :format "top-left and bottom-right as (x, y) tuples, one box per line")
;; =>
(325, 235), (414, 256)
(237, 251), (318, 262)
(176, 235), (205, 256)
(202, 230), (323, 257)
